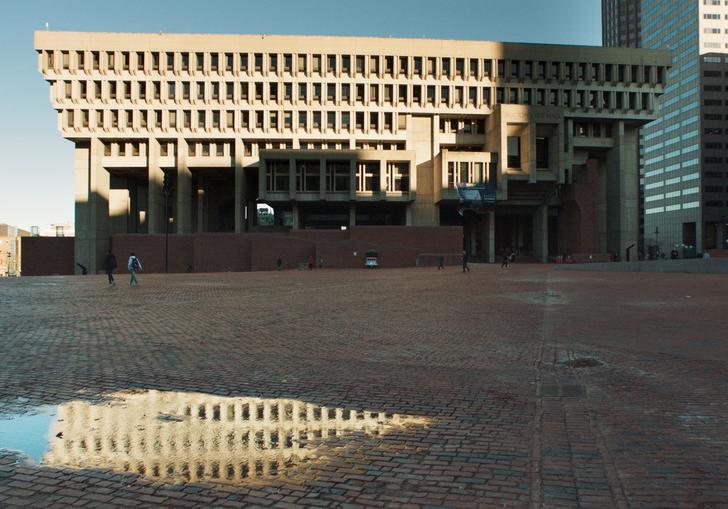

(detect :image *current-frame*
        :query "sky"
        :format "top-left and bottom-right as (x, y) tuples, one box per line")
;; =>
(0, 0), (601, 231)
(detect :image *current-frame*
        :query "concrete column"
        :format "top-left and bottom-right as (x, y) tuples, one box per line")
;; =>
(74, 138), (109, 274)
(288, 158), (296, 200)
(487, 210), (495, 263)
(319, 158), (327, 199)
(533, 204), (548, 262)
(596, 159), (608, 253)
(349, 159), (357, 199)
(176, 138), (192, 234)
(349, 203), (356, 227)
(528, 125), (537, 183)
(196, 177), (205, 233)
(605, 121), (638, 258)
(147, 138), (164, 234)
(234, 138), (245, 233)
(292, 202), (299, 229)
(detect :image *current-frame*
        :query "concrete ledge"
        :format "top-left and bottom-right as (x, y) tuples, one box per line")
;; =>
(555, 258), (728, 274)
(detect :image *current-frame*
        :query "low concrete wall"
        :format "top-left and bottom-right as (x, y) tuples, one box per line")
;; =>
(556, 258), (728, 274)
(21, 237), (74, 276)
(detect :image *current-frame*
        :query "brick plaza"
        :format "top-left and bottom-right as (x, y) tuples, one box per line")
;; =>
(1, 265), (727, 508)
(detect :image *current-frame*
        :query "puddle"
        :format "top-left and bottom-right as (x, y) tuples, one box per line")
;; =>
(0, 390), (429, 485)
(0, 406), (57, 463)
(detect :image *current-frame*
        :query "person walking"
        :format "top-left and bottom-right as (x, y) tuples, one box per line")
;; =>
(128, 252), (142, 287)
(276, 257), (283, 270)
(462, 250), (470, 273)
(103, 250), (117, 287)
(501, 252), (510, 268)
(437, 255), (445, 270)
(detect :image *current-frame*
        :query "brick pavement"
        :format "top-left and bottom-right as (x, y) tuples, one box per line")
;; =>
(0, 265), (727, 508)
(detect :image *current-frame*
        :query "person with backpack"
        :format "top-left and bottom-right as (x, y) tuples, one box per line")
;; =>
(128, 252), (142, 287)
(103, 250), (117, 287)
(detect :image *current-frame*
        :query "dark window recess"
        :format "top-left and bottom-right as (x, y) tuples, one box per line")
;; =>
(507, 136), (521, 168)
(536, 137), (549, 168)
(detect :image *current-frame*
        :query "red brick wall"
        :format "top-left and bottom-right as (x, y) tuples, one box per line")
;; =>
(194, 234), (251, 272)
(111, 226), (463, 273)
(561, 161), (599, 254)
(21, 237), (74, 276)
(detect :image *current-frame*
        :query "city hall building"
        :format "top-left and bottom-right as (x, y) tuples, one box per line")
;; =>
(35, 31), (670, 273)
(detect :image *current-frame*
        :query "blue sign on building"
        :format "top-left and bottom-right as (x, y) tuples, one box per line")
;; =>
(457, 184), (496, 213)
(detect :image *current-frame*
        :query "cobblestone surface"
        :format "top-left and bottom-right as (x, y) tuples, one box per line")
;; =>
(1, 265), (727, 508)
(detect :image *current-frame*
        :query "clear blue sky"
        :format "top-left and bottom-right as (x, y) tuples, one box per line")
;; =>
(0, 0), (601, 231)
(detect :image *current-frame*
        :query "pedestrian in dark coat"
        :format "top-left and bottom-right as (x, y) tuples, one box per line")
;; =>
(462, 250), (470, 273)
(437, 255), (444, 270)
(103, 250), (118, 287)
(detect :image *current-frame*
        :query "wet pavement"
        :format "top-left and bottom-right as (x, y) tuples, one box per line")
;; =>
(1, 265), (727, 508)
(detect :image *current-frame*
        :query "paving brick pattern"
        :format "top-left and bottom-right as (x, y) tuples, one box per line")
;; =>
(1, 266), (727, 508)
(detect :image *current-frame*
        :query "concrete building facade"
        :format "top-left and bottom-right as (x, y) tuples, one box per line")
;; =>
(0, 224), (30, 276)
(35, 31), (670, 272)
(639, 0), (728, 256)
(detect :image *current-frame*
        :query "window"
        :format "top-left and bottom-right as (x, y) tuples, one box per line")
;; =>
(240, 53), (248, 73)
(388, 162), (409, 192)
(342, 55), (351, 75)
(211, 54), (219, 72)
(370, 84), (379, 103)
(413, 57), (423, 76)
(284, 54), (292, 73)
(296, 160), (320, 192)
(355, 55), (365, 74)
(270, 82), (279, 102)
(298, 83), (307, 102)
(297, 54), (306, 74)
(507, 136), (521, 168)
(357, 162), (379, 192)
(195, 53), (204, 71)
(326, 160), (350, 192)
(268, 55), (278, 74)
(266, 160), (289, 192)
(166, 52), (174, 71)
(312, 111), (321, 129)
(369, 55), (378, 75)
(327, 83), (336, 102)
(181, 53), (189, 71)
(226, 53), (234, 72)
(313, 83), (321, 103)
(341, 111), (350, 131)
(312, 54), (321, 74)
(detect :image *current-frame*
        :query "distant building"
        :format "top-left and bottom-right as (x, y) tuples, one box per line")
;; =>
(35, 31), (670, 272)
(0, 224), (31, 276)
(605, 0), (728, 256)
(602, 0), (641, 48)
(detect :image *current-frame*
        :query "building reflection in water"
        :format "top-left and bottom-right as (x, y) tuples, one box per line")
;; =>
(43, 390), (430, 484)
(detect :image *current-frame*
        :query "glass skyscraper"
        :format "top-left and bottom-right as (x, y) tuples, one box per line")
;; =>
(639, 0), (728, 256)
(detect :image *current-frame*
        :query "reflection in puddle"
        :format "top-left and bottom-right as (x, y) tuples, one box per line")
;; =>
(0, 390), (429, 484)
